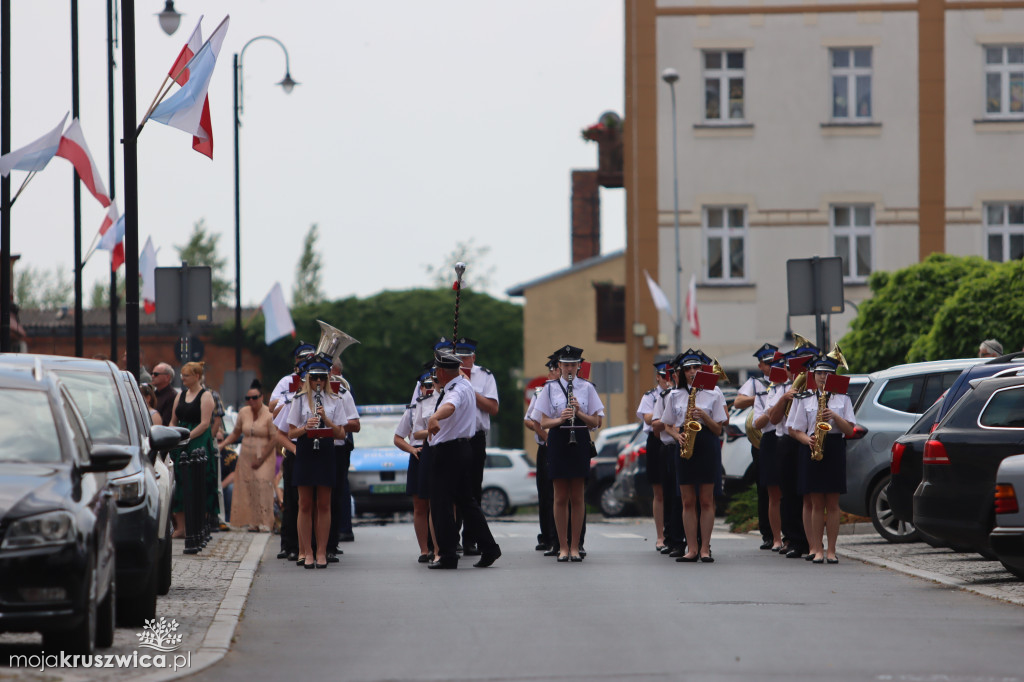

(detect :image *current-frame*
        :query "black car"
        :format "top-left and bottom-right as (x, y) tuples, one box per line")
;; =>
(914, 375), (1024, 557)
(0, 365), (132, 654)
(0, 354), (181, 625)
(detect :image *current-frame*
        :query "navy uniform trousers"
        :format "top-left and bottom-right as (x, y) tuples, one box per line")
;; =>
(430, 438), (498, 564)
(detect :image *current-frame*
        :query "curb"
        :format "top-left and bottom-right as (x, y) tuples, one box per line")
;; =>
(135, 532), (271, 682)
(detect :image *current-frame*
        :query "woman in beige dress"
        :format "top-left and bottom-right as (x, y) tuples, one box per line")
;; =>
(221, 379), (277, 532)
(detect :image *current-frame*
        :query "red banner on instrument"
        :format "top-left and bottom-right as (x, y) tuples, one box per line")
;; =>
(825, 373), (851, 395)
(768, 366), (788, 384)
(307, 427), (334, 439)
(691, 370), (719, 390)
(577, 361), (592, 380)
(787, 355), (813, 374)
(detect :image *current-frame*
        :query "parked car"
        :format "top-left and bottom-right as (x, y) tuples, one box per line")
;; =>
(609, 428), (652, 516)
(480, 448), (537, 517)
(914, 374), (1024, 558)
(349, 404), (414, 515)
(587, 423), (641, 517)
(990, 453), (1024, 579)
(0, 354), (182, 625)
(841, 359), (983, 541)
(0, 364), (132, 654)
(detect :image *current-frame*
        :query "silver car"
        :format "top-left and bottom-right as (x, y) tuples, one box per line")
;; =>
(990, 453), (1024, 580)
(841, 358), (984, 542)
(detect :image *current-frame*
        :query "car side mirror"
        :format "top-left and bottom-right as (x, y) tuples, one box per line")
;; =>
(150, 425), (186, 453)
(82, 444), (134, 473)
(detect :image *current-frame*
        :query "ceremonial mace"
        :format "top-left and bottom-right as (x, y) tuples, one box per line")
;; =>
(452, 262), (466, 344)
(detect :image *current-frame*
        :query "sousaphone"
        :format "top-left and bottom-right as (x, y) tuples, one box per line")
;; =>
(315, 320), (360, 366)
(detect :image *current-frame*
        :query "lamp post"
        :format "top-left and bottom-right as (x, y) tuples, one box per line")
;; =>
(156, 1), (182, 36)
(661, 67), (682, 354)
(233, 36), (297, 372)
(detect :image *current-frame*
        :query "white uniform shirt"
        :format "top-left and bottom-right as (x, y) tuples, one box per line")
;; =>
(270, 373), (296, 408)
(431, 374), (478, 444)
(524, 390), (545, 445)
(738, 374), (765, 399)
(650, 389), (679, 445)
(750, 377), (776, 435)
(272, 374), (301, 436)
(333, 388), (360, 446)
(786, 391), (856, 435)
(764, 381), (792, 437)
(470, 365), (499, 434)
(636, 388), (658, 434)
(529, 377), (605, 426)
(659, 386), (728, 431)
(395, 395), (434, 447)
(286, 390), (347, 435)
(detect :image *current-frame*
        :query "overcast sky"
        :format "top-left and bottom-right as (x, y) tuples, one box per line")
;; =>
(3, 0), (625, 308)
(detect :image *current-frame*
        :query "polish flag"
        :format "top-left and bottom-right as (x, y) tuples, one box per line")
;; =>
(139, 236), (158, 314)
(0, 113), (68, 177)
(261, 282), (296, 345)
(686, 274), (700, 338)
(56, 118), (111, 208)
(167, 16), (215, 159)
(96, 203), (126, 272)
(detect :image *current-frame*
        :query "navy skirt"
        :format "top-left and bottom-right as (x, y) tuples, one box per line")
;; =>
(406, 449), (421, 497)
(645, 432), (664, 486)
(797, 434), (847, 495)
(293, 436), (336, 487)
(547, 424), (592, 480)
(417, 445), (434, 498)
(758, 431), (782, 487)
(676, 427), (721, 486)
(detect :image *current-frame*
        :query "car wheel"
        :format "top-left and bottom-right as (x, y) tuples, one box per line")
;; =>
(599, 481), (626, 518)
(999, 559), (1024, 580)
(480, 487), (509, 517)
(158, 521), (173, 596)
(869, 475), (920, 543)
(44, 562), (96, 656)
(96, 574), (115, 648)
(117, 564), (157, 627)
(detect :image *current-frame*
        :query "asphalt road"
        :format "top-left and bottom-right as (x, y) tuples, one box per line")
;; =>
(198, 518), (1024, 682)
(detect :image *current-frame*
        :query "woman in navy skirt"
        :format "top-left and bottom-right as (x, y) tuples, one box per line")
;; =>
(287, 356), (347, 569)
(662, 350), (728, 563)
(394, 370), (438, 563)
(531, 345), (604, 562)
(753, 353), (787, 551)
(786, 352), (855, 564)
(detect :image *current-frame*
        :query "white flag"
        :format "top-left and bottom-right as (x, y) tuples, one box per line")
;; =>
(644, 270), (674, 319)
(0, 113), (68, 176)
(686, 274), (701, 338)
(261, 282), (295, 345)
(140, 237), (159, 314)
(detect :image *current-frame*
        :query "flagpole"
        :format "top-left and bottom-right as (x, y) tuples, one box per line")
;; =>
(9, 171), (36, 207)
(1, 0), (11, 352)
(71, 0), (85, 357)
(107, 0), (118, 362)
(121, 0), (140, 381)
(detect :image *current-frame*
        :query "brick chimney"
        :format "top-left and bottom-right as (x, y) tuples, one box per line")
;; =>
(571, 170), (600, 264)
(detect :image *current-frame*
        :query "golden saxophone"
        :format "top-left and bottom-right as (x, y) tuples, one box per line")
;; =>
(810, 389), (831, 461)
(680, 384), (701, 460)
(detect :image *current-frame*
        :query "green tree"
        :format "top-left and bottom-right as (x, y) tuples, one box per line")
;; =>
(14, 265), (74, 310)
(88, 272), (128, 309)
(292, 223), (324, 307)
(221, 287), (525, 446)
(839, 254), (995, 373)
(907, 258), (1024, 362)
(424, 238), (495, 292)
(174, 219), (232, 306)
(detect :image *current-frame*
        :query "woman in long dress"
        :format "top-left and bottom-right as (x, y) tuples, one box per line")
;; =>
(169, 361), (217, 538)
(221, 379), (277, 532)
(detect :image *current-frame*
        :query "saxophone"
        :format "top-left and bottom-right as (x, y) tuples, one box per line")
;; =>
(312, 387), (325, 451)
(810, 389), (831, 461)
(566, 372), (578, 445)
(680, 384), (701, 460)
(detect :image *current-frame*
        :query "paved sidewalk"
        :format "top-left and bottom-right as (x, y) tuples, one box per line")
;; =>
(0, 529), (268, 681)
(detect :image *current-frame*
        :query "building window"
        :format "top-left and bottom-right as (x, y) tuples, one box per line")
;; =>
(704, 207), (746, 282)
(985, 45), (1024, 118)
(831, 48), (872, 120)
(832, 205), (873, 282)
(594, 283), (625, 343)
(985, 202), (1024, 262)
(703, 51), (745, 122)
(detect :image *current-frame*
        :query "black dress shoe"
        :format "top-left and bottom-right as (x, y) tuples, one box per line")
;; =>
(804, 553), (816, 561)
(303, 561), (315, 570)
(759, 540), (773, 550)
(700, 553), (714, 563)
(578, 546), (586, 559)
(827, 557), (839, 565)
(675, 554), (699, 562)
(277, 550), (289, 559)
(287, 552), (298, 562)
(338, 533), (355, 542)
(326, 553), (340, 564)
(785, 548), (805, 559)
(812, 556), (824, 564)
(668, 547), (688, 558)
(462, 544), (482, 557)
(315, 562), (328, 569)
(543, 547), (560, 557)
(427, 559), (458, 569)
(535, 543), (550, 552)
(418, 553), (432, 563)
(659, 546), (673, 555)
(473, 547), (501, 568)
(570, 554), (583, 562)
(556, 555), (569, 563)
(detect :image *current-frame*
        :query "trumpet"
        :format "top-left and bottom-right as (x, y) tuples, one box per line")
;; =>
(680, 384), (701, 460)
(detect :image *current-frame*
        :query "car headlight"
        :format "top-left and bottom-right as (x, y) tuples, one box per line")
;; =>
(1, 510), (76, 550)
(111, 471), (146, 506)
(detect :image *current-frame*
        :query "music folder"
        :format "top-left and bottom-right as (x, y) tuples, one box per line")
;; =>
(824, 373), (851, 395)
(691, 371), (719, 391)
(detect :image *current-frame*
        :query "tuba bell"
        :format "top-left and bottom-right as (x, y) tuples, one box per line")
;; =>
(315, 320), (360, 366)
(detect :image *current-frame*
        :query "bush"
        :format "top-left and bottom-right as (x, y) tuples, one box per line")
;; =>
(725, 484), (759, 533)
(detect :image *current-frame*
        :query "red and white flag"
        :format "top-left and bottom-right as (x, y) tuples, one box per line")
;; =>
(686, 274), (700, 338)
(56, 118), (111, 208)
(96, 203), (125, 272)
(0, 113), (68, 177)
(139, 236), (158, 314)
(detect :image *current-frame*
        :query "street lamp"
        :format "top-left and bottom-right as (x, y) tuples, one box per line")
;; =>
(234, 36), (297, 373)
(156, 1), (182, 36)
(661, 67), (682, 354)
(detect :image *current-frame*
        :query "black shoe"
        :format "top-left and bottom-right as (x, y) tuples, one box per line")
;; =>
(326, 553), (340, 564)
(570, 554), (583, 562)
(303, 561), (315, 570)
(812, 557), (824, 564)
(675, 554), (699, 563)
(827, 557), (839, 565)
(536, 543), (550, 552)
(785, 548), (805, 559)
(543, 547), (560, 557)
(456, 544), (464, 555)
(287, 552), (298, 562)
(463, 544), (481, 557)
(427, 559), (458, 569)
(277, 550), (289, 559)
(668, 547), (688, 558)
(578, 546), (586, 559)
(315, 562), (328, 569)
(556, 555), (569, 563)
(759, 540), (773, 550)
(473, 547), (501, 568)
(804, 553), (816, 561)
(339, 533), (355, 542)
(659, 546), (673, 555)
(296, 556), (307, 566)
(700, 552), (714, 563)
(418, 553), (432, 564)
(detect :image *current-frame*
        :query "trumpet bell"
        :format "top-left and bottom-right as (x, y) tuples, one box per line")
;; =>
(316, 320), (360, 365)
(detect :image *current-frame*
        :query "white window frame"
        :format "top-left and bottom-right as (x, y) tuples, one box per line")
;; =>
(830, 47), (873, 121)
(702, 50), (746, 123)
(984, 45), (1024, 119)
(831, 204), (874, 283)
(984, 202), (1024, 262)
(703, 206), (748, 283)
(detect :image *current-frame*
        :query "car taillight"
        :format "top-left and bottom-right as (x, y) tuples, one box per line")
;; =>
(846, 425), (868, 440)
(891, 442), (906, 475)
(527, 471), (536, 479)
(923, 439), (950, 465)
(995, 484), (1019, 515)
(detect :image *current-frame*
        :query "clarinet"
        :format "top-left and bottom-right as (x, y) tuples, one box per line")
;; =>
(566, 372), (578, 445)
(312, 387), (324, 451)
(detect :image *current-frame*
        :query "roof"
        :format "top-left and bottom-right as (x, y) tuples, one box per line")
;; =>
(19, 306), (257, 333)
(505, 250), (625, 297)
(868, 357), (984, 380)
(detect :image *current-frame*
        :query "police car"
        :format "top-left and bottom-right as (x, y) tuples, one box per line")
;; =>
(349, 404), (414, 515)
